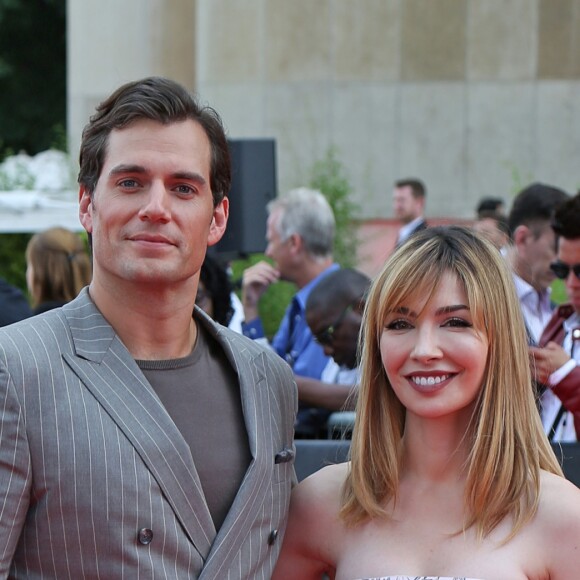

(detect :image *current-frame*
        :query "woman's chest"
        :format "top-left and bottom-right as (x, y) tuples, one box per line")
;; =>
(334, 517), (547, 580)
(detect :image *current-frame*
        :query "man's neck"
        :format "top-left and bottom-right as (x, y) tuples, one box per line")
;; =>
(88, 278), (198, 360)
(293, 257), (333, 289)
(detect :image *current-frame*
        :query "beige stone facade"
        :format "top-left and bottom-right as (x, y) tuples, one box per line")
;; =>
(68, 0), (580, 223)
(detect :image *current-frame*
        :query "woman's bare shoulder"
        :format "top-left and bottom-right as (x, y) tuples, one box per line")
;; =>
(538, 470), (580, 516)
(534, 471), (580, 573)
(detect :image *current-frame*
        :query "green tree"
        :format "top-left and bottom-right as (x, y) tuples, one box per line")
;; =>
(0, 0), (67, 159)
(0, 233), (31, 293)
(308, 147), (360, 268)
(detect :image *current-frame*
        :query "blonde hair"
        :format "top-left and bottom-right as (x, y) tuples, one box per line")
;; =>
(26, 227), (92, 308)
(341, 226), (562, 540)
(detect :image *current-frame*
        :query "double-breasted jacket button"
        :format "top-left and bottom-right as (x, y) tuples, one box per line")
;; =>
(267, 529), (279, 546)
(138, 528), (154, 545)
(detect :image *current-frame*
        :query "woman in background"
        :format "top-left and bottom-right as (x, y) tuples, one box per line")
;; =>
(26, 226), (92, 314)
(274, 226), (580, 580)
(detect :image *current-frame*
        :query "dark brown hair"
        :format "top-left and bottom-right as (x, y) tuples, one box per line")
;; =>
(78, 77), (231, 206)
(394, 178), (426, 199)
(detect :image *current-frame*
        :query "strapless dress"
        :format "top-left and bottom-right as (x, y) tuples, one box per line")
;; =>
(358, 576), (484, 580)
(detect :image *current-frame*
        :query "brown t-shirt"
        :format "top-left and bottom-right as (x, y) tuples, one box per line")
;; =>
(137, 324), (251, 531)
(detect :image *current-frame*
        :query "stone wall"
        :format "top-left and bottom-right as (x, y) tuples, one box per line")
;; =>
(68, 0), (580, 221)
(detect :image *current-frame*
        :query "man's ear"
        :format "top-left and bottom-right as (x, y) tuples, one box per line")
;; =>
(288, 233), (303, 254)
(207, 197), (229, 246)
(79, 186), (93, 234)
(513, 224), (530, 249)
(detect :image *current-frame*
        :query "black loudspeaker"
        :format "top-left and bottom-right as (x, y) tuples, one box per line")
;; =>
(215, 139), (277, 258)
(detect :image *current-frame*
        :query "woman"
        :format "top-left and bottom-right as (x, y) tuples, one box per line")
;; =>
(274, 226), (580, 580)
(26, 226), (92, 314)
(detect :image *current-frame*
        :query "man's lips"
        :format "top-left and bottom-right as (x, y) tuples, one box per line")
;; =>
(129, 233), (176, 246)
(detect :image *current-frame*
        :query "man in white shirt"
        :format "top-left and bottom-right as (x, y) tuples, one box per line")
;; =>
(505, 183), (569, 344)
(531, 191), (580, 442)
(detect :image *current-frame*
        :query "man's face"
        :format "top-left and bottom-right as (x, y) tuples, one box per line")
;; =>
(393, 186), (422, 224)
(558, 237), (580, 314)
(265, 208), (293, 280)
(306, 302), (362, 369)
(473, 217), (507, 250)
(79, 119), (228, 290)
(519, 224), (557, 293)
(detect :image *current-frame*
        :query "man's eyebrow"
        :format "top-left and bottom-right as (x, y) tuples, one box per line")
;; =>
(108, 165), (207, 185)
(109, 164), (147, 177)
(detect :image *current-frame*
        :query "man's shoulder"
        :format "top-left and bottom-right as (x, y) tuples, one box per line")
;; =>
(0, 307), (68, 344)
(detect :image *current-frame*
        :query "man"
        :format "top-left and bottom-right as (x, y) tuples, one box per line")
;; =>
(505, 182), (569, 344)
(299, 268), (370, 414)
(531, 191), (580, 442)
(241, 187), (338, 436)
(392, 178), (427, 247)
(476, 196), (505, 218)
(473, 210), (509, 250)
(0, 277), (32, 326)
(0, 77), (297, 578)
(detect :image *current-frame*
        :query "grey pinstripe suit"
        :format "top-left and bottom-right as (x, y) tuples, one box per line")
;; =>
(0, 288), (297, 579)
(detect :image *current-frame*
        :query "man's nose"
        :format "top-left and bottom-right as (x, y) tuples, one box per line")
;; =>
(139, 182), (171, 222)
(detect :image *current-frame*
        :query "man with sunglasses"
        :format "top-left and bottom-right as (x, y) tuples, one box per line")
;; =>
(295, 268), (370, 425)
(531, 191), (580, 442)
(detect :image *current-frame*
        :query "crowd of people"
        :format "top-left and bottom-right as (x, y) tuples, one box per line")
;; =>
(0, 76), (579, 578)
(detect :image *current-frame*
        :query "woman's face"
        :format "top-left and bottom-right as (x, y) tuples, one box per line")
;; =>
(379, 272), (488, 422)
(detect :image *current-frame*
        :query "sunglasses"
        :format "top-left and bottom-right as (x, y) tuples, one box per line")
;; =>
(313, 303), (354, 347)
(550, 261), (580, 280)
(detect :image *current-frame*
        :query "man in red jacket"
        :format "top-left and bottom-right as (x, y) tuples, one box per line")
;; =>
(531, 191), (580, 441)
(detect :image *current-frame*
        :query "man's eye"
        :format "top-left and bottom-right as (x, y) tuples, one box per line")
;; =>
(118, 179), (139, 189)
(175, 185), (195, 195)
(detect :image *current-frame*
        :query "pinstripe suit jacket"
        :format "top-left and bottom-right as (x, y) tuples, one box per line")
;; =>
(0, 288), (297, 579)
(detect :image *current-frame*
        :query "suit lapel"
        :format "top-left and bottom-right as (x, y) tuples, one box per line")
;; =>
(61, 290), (216, 560)
(199, 324), (276, 578)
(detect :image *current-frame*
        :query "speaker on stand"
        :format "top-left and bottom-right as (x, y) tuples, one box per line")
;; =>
(213, 138), (277, 261)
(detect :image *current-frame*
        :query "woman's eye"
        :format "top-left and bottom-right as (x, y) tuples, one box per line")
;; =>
(385, 319), (412, 331)
(443, 317), (472, 328)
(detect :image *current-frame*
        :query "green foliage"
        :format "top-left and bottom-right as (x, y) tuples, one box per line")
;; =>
(0, 233), (31, 294)
(0, 0), (66, 158)
(551, 279), (567, 305)
(230, 254), (295, 339)
(308, 147), (360, 268)
(0, 156), (35, 189)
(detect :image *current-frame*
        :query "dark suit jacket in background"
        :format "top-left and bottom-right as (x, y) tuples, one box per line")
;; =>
(0, 277), (32, 327)
(0, 288), (297, 579)
(395, 218), (428, 248)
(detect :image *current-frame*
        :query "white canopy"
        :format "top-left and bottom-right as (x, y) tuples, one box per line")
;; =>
(0, 191), (81, 233)
(0, 150), (82, 233)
